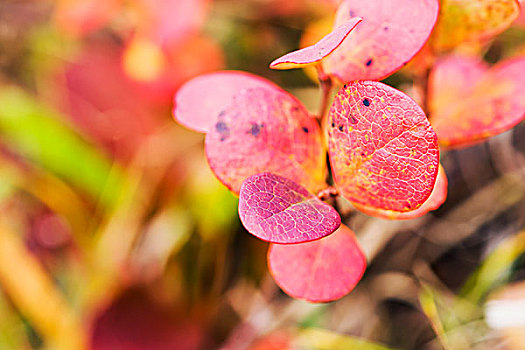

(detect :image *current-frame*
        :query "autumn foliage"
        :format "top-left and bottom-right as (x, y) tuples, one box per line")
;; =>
(1, 0), (525, 348)
(174, 0), (525, 302)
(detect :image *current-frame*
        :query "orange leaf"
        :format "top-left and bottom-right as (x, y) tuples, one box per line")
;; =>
(432, 0), (520, 51)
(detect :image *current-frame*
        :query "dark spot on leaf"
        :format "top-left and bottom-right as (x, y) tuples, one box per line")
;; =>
(331, 122), (335, 128)
(215, 121), (230, 141)
(216, 121), (228, 132)
(292, 107), (299, 112)
(350, 116), (357, 124)
(343, 84), (347, 89)
(302, 127), (309, 133)
(360, 152), (365, 157)
(248, 122), (262, 137)
(384, 26), (389, 31)
(349, 10), (355, 16)
(363, 98), (371, 107)
(218, 110), (226, 117)
(366, 59), (373, 67)
(338, 125), (344, 132)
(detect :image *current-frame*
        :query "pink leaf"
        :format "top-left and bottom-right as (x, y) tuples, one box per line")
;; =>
(173, 71), (281, 133)
(269, 17), (362, 70)
(429, 55), (525, 147)
(324, 0), (439, 82)
(428, 55), (488, 112)
(352, 164), (448, 220)
(238, 173), (340, 244)
(268, 224), (366, 302)
(205, 87), (326, 194)
(328, 81), (439, 212)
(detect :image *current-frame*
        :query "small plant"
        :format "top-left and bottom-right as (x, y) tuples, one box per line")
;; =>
(173, 0), (525, 302)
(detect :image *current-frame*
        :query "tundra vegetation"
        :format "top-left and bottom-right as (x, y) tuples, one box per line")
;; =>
(0, 0), (525, 349)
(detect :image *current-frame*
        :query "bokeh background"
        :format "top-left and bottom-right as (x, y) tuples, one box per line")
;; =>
(1, 0), (525, 349)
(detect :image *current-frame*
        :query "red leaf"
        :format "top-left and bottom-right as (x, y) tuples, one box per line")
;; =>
(205, 87), (326, 194)
(429, 55), (525, 147)
(238, 173), (340, 243)
(173, 71), (280, 133)
(328, 81), (439, 212)
(269, 17), (362, 70)
(352, 164), (448, 219)
(268, 224), (366, 302)
(323, 0), (439, 82)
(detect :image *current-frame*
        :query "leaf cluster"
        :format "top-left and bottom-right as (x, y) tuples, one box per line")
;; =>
(174, 0), (525, 302)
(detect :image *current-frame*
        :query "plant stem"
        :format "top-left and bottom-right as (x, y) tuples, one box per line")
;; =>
(316, 64), (333, 126)
(316, 186), (339, 201)
(419, 65), (432, 118)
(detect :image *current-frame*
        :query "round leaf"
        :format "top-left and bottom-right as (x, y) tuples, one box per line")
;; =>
(328, 81), (439, 212)
(352, 164), (447, 219)
(432, 0), (520, 51)
(205, 87), (326, 194)
(269, 17), (362, 70)
(429, 55), (525, 147)
(323, 0), (439, 82)
(428, 55), (488, 114)
(238, 173), (340, 244)
(173, 71), (280, 133)
(268, 224), (366, 302)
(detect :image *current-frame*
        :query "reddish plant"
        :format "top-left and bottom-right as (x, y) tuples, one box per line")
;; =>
(173, 0), (525, 302)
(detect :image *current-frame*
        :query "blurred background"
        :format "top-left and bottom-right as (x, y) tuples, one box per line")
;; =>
(1, 0), (525, 349)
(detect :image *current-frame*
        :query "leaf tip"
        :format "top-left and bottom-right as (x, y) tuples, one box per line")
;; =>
(269, 17), (363, 71)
